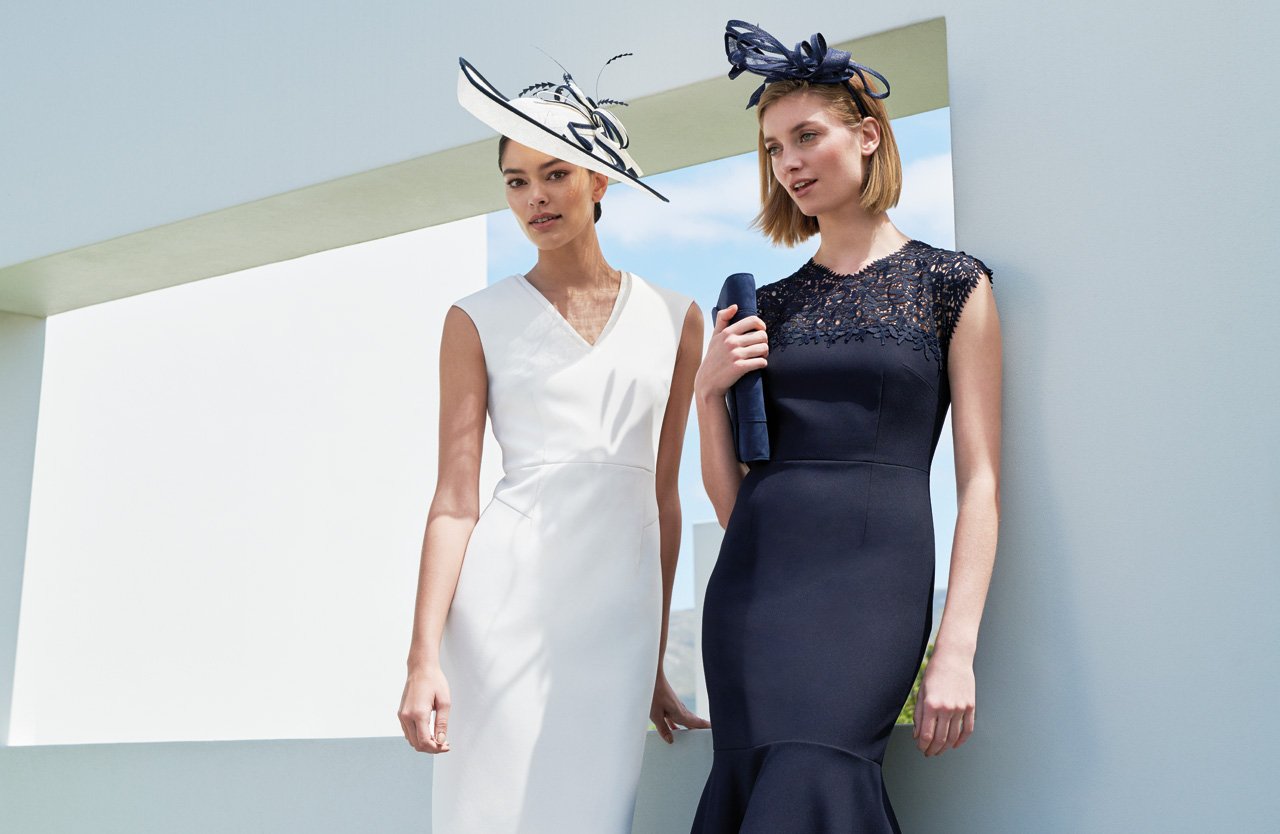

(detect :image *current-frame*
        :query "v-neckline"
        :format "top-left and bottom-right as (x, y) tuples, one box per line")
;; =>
(515, 271), (632, 349)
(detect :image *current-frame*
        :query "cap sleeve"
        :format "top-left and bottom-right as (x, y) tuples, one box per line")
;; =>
(932, 251), (993, 354)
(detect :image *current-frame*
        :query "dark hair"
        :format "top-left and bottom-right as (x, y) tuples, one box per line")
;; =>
(498, 136), (602, 223)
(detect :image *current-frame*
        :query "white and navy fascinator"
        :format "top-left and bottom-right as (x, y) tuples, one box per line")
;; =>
(724, 20), (890, 115)
(457, 54), (668, 202)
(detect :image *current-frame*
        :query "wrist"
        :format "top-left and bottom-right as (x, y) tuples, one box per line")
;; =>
(931, 635), (977, 663)
(695, 386), (726, 408)
(406, 651), (442, 672)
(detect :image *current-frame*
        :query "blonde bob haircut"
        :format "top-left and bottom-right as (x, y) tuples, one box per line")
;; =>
(754, 78), (903, 246)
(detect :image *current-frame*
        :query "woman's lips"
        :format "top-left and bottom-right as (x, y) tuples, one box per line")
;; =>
(529, 213), (561, 230)
(791, 178), (816, 198)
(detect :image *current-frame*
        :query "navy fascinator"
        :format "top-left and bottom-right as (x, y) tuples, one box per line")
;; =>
(724, 20), (890, 113)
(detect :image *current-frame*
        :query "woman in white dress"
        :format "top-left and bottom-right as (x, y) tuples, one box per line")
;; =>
(397, 55), (708, 833)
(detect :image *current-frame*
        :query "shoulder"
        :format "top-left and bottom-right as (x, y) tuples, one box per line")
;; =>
(451, 275), (529, 335)
(452, 275), (523, 315)
(907, 241), (996, 347)
(754, 263), (810, 318)
(449, 277), (532, 356)
(626, 273), (702, 351)
(907, 240), (994, 290)
(756, 263), (808, 296)
(628, 273), (698, 328)
(628, 272), (695, 315)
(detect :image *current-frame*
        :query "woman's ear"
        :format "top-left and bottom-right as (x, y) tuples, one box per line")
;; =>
(859, 117), (882, 157)
(590, 170), (609, 203)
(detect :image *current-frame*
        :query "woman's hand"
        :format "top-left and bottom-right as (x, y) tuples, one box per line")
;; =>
(398, 664), (452, 754)
(650, 671), (710, 744)
(693, 305), (768, 401)
(912, 648), (976, 756)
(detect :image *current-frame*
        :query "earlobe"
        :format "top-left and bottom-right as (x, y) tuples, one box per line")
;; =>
(861, 117), (882, 155)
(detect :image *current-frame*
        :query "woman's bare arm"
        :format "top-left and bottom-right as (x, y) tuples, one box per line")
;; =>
(694, 306), (768, 526)
(914, 274), (1002, 756)
(650, 302), (713, 740)
(398, 305), (488, 754)
(654, 302), (703, 668)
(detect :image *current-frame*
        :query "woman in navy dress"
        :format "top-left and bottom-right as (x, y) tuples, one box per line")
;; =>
(691, 22), (1003, 832)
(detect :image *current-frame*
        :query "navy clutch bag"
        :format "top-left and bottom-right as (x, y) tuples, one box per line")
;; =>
(713, 273), (771, 463)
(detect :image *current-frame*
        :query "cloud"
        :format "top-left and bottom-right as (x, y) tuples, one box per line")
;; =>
(889, 152), (955, 249)
(598, 155), (763, 249)
(607, 150), (957, 252)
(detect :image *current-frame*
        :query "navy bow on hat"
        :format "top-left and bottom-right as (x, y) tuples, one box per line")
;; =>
(724, 20), (890, 112)
(514, 53), (638, 176)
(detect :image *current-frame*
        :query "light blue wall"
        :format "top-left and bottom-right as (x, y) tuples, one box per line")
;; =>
(932, 3), (1280, 829)
(0, 732), (702, 833)
(0, 738), (434, 833)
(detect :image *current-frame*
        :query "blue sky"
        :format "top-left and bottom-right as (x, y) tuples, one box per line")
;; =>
(487, 107), (958, 610)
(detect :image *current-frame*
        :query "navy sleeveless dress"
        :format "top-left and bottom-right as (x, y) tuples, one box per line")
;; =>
(692, 240), (992, 833)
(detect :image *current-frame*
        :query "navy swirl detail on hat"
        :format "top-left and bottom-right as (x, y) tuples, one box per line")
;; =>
(724, 19), (890, 111)
(516, 64), (637, 172)
(567, 121), (636, 175)
(456, 54), (667, 202)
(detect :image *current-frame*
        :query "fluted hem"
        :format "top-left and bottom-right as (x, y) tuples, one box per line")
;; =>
(690, 740), (900, 833)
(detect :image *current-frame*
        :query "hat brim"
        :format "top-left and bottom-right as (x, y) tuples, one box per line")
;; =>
(457, 58), (668, 203)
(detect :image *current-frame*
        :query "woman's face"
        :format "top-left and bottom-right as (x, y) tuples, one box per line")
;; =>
(760, 91), (878, 217)
(500, 141), (606, 250)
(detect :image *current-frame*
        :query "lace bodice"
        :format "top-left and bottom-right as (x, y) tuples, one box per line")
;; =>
(756, 239), (993, 364)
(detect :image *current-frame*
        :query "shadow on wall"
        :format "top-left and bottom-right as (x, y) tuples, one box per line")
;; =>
(0, 313), (46, 746)
(884, 266), (1101, 833)
(0, 731), (711, 833)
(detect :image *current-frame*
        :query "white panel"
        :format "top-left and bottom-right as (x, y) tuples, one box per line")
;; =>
(10, 217), (498, 744)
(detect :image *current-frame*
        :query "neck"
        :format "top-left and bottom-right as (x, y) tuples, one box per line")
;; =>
(811, 205), (909, 273)
(526, 224), (616, 289)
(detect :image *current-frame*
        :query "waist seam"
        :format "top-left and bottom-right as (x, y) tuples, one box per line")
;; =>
(504, 460), (655, 475)
(760, 458), (929, 474)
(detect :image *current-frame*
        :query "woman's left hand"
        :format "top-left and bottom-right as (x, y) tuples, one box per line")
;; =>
(650, 671), (710, 743)
(913, 648), (976, 756)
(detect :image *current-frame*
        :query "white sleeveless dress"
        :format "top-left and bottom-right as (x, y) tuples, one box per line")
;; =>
(432, 271), (693, 834)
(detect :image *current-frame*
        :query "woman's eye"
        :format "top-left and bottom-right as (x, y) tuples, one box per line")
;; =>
(506, 179), (525, 188)
(765, 145), (780, 156)
(799, 131), (817, 143)
(548, 170), (568, 180)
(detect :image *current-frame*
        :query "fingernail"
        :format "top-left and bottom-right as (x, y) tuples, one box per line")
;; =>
(437, 733), (446, 744)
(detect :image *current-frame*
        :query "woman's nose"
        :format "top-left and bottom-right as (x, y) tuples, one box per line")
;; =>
(771, 148), (797, 176)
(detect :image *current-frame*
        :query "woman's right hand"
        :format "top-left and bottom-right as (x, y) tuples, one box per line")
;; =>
(694, 304), (768, 400)
(398, 664), (452, 754)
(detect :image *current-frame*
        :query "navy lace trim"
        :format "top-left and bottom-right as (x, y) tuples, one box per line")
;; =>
(756, 239), (993, 364)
